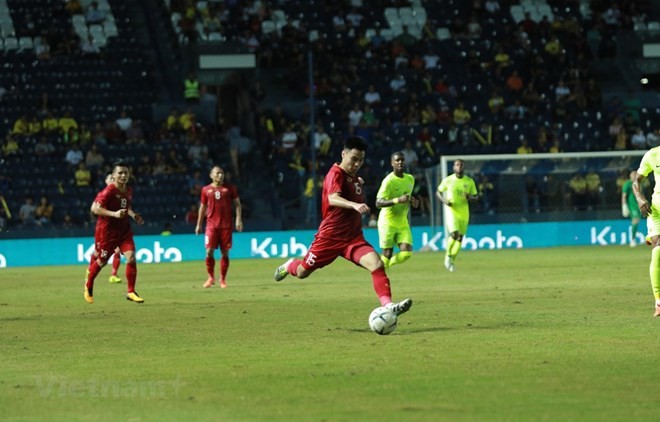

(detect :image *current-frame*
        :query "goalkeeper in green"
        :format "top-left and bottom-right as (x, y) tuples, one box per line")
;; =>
(376, 152), (419, 269)
(632, 147), (660, 317)
(621, 170), (642, 247)
(436, 159), (479, 272)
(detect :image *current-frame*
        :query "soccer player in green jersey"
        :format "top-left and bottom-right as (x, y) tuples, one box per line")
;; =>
(621, 170), (642, 247)
(436, 159), (479, 272)
(376, 152), (420, 269)
(632, 147), (660, 317)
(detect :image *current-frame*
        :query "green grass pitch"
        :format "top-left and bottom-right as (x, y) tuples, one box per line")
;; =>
(1, 246), (659, 421)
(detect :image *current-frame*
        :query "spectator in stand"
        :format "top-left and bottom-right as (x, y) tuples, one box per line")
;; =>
(401, 141), (419, 173)
(75, 162), (92, 187)
(19, 196), (37, 227)
(568, 172), (588, 211)
(115, 110), (133, 132)
(126, 120), (145, 144)
(188, 137), (209, 164)
(505, 99), (529, 121)
(80, 34), (101, 57)
(348, 103), (363, 128)
(647, 128), (660, 147)
(12, 115), (29, 136)
(58, 111), (78, 134)
(166, 108), (183, 133)
(488, 89), (505, 116)
(614, 128), (628, 150)
(585, 168), (602, 209)
(453, 102), (471, 125)
(314, 125), (332, 156)
(2, 134), (19, 157)
(35, 196), (54, 226)
(505, 70), (524, 93)
(517, 138), (533, 154)
(631, 127), (647, 149)
(185, 203), (198, 225)
(184, 72), (201, 104)
(34, 136), (56, 157)
(363, 84), (381, 107)
(188, 170), (205, 197)
(85, 1), (106, 24)
(85, 144), (105, 172)
(35, 36), (51, 61)
(389, 73), (407, 93)
(62, 212), (76, 228)
(65, 143), (84, 167)
(423, 51), (440, 70)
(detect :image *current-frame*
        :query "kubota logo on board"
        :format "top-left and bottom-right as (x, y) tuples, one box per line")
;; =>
(77, 242), (183, 263)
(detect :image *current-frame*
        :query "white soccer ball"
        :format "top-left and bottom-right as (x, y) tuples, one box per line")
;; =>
(368, 306), (397, 335)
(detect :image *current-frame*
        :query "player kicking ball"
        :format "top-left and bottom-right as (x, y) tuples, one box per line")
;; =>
(273, 136), (413, 318)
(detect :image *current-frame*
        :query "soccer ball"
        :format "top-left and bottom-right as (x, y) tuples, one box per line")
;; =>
(368, 306), (397, 335)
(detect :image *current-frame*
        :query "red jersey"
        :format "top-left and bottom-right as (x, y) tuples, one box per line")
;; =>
(200, 183), (239, 230)
(94, 184), (133, 239)
(317, 163), (364, 240)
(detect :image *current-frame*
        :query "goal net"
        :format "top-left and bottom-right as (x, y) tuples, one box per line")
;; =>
(423, 151), (648, 231)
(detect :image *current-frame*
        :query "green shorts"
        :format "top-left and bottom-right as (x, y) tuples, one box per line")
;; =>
(378, 224), (413, 249)
(445, 210), (469, 235)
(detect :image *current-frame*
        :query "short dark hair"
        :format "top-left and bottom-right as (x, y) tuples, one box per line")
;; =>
(344, 136), (367, 152)
(391, 151), (404, 160)
(112, 160), (129, 171)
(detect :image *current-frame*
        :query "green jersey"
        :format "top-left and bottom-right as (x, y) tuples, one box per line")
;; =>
(622, 180), (641, 212)
(437, 173), (478, 217)
(377, 172), (415, 227)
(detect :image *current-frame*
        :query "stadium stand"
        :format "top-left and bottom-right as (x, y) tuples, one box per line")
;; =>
(1, 0), (659, 234)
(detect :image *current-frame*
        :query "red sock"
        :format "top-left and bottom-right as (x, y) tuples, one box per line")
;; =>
(85, 260), (102, 289)
(220, 256), (229, 281)
(111, 252), (121, 275)
(371, 268), (392, 306)
(288, 259), (303, 276)
(206, 257), (215, 279)
(126, 262), (137, 292)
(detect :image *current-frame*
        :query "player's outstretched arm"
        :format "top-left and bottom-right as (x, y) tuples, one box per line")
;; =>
(328, 192), (370, 214)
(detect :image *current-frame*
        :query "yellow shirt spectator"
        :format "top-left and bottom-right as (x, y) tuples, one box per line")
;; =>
(28, 118), (43, 135)
(179, 110), (195, 131)
(75, 163), (92, 187)
(42, 115), (59, 133)
(12, 116), (29, 135)
(453, 104), (471, 125)
(59, 114), (79, 133)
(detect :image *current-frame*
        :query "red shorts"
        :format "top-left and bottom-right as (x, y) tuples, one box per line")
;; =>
(301, 234), (375, 271)
(95, 233), (135, 263)
(205, 227), (232, 251)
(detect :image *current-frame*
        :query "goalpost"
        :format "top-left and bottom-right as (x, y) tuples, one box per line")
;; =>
(423, 150), (648, 232)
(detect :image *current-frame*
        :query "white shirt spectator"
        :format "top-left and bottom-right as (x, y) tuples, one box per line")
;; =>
(631, 128), (647, 149)
(348, 107), (363, 127)
(345, 11), (363, 27)
(281, 129), (298, 149)
(485, 0), (500, 14)
(389, 75), (407, 92)
(364, 86), (381, 105)
(422, 52), (440, 69)
(647, 129), (660, 147)
(115, 112), (132, 131)
(65, 147), (84, 166)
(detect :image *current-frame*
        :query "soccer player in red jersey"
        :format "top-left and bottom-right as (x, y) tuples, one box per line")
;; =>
(273, 136), (413, 317)
(195, 166), (243, 288)
(84, 161), (145, 304)
(104, 172), (122, 284)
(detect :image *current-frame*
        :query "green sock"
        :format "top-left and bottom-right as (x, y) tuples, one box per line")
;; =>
(390, 251), (412, 267)
(446, 237), (457, 259)
(381, 255), (391, 269)
(632, 222), (639, 238)
(450, 237), (462, 258)
(651, 247), (660, 301)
